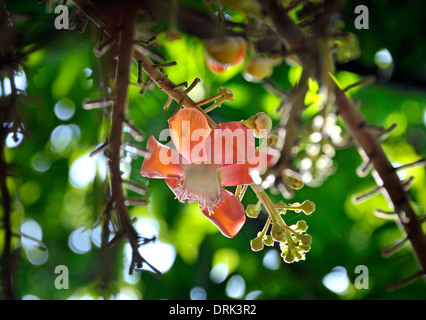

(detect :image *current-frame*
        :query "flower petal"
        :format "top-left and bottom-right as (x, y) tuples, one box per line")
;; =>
(140, 136), (187, 179)
(205, 121), (256, 166)
(201, 190), (246, 238)
(220, 152), (278, 186)
(168, 108), (211, 163)
(165, 178), (187, 202)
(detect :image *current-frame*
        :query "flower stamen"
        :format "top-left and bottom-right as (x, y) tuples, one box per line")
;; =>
(172, 164), (223, 212)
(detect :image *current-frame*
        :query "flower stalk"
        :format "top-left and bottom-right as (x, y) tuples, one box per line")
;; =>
(249, 183), (314, 263)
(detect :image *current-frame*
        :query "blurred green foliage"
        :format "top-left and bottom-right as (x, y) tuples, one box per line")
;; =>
(1, 0), (425, 300)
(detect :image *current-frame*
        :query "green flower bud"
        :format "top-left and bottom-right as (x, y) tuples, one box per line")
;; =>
(283, 175), (304, 190)
(282, 249), (294, 263)
(271, 224), (285, 242)
(245, 203), (261, 218)
(299, 244), (311, 253)
(250, 236), (264, 252)
(299, 234), (312, 246)
(300, 200), (315, 215)
(263, 235), (274, 246)
(296, 220), (308, 232)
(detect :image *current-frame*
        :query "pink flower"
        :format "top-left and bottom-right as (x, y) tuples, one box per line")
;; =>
(140, 108), (275, 238)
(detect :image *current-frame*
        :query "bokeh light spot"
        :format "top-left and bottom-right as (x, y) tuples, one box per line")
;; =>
(54, 98), (76, 121)
(322, 266), (350, 294)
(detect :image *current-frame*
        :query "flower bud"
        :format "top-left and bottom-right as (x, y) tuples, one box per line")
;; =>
(263, 235), (274, 246)
(243, 56), (273, 82)
(204, 37), (246, 72)
(266, 134), (279, 149)
(283, 175), (304, 190)
(299, 244), (311, 253)
(271, 224), (285, 242)
(245, 203), (261, 218)
(299, 234), (312, 246)
(243, 112), (273, 138)
(282, 248), (295, 263)
(300, 200), (315, 215)
(296, 220), (308, 232)
(250, 236), (264, 252)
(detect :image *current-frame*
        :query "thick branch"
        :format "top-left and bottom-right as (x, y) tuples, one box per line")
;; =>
(0, 69), (18, 300)
(109, 3), (138, 243)
(335, 87), (426, 275)
(71, 0), (161, 276)
(0, 145), (15, 300)
(266, 0), (308, 53)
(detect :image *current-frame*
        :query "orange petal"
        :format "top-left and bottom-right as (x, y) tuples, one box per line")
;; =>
(168, 108), (211, 163)
(205, 57), (230, 73)
(232, 37), (246, 65)
(165, 178), (187, 202)
(201, 190), (246, 238)
(140, 136), (187, 179)
(221, 152), (278, 186)
(205, 122), (256, 166)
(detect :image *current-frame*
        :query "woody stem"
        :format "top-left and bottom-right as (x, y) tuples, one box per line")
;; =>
(109, 3), (140, 248)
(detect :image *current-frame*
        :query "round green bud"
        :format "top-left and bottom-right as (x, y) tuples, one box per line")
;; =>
(300, 200), (315, 215)
(300, 234), (312, 246)
(271, 224), (285, 242)
(250, 236), (264, 252)
(283, 250), (294, 263)
(296, 220), (308, 232)
(245, 204), (261, 218)
(263, 235), (274, 246)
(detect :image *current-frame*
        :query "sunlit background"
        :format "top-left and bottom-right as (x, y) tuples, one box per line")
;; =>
(1, 0), (426, 300)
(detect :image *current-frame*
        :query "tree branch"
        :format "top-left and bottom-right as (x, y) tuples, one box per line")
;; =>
(108, 2), (160, 277)
(335, 87), (426, 275)
(108, 0), (140, 263)
(0, 73), (18, 301)
(0, 139), (15, 300)
(71, 0), (216, 128)
(132, 47), (216, 128)
(70, 0), (163, 277)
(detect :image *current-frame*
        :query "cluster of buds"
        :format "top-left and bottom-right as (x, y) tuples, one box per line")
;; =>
(247, 191), (316, 263)
(203, 36), (276, 83)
